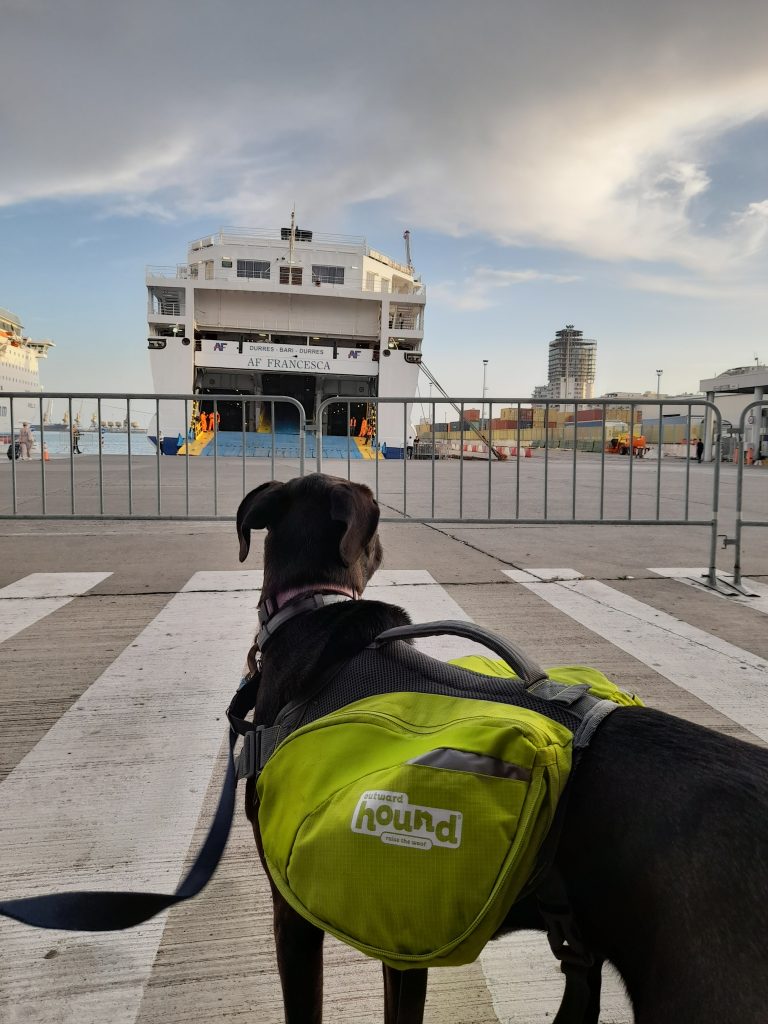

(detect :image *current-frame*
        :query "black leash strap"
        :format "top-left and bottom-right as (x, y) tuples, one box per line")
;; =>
(0, 672), (262, 932)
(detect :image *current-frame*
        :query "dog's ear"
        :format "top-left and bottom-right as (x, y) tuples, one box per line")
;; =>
(236, 481), (287, 562)
(330, 482), (380, 567)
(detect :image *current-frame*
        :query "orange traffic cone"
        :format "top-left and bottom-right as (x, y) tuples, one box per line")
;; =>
(43, 444), (49, 461)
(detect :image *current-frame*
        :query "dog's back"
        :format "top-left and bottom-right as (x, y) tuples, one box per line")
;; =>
(556, 708), (768, 1022)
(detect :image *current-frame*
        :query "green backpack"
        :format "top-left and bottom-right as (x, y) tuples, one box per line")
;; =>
(254, 621), (642, 971)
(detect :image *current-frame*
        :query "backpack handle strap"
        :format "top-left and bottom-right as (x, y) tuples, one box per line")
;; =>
(371, 619), (548, 686)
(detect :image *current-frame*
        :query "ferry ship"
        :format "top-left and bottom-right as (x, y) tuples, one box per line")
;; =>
(0, 306), (54, 439)
(145, 217), (426, 452)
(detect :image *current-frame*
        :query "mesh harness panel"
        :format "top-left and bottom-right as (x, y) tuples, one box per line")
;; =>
(258, 640), (587, 766)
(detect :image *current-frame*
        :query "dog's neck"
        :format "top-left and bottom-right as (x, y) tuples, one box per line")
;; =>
(267, 583), (357, 612)
(257, 583), (358, 652)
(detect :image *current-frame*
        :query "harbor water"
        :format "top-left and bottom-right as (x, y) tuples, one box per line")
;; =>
(41, 431), (156, 458)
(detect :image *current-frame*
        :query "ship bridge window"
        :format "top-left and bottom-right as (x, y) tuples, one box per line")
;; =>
(279, 266), (303, 285)
(237, 260), (271, 279)
(311, 265), (345, 285)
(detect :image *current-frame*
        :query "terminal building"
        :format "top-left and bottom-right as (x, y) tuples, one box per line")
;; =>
(145, 221), (426, 450)
(700, 364), (768, 461)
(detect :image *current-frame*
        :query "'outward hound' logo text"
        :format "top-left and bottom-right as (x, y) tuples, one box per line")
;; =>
(351, 790), (462, 850)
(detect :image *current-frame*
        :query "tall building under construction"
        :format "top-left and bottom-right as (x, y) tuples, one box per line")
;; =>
(536, 324), (596, 401)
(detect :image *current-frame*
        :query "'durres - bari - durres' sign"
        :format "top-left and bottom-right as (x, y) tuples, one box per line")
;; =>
(199, 340), (378, 377)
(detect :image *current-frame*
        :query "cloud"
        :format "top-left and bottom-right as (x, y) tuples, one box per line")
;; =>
(70, 235), (103, 248)
(625, 273), (760, 300)
(431, 268), (580, 310)
(4, 0), (768, 278)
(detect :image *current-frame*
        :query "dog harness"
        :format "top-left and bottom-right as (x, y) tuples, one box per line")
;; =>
(256, 587), (355, 650)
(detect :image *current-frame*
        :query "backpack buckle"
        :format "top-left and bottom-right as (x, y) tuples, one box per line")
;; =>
(236, 729), (261, 781)
(236, 724), (281, 781)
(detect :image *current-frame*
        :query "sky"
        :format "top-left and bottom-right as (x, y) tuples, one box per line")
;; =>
(3, 0), (768, 417)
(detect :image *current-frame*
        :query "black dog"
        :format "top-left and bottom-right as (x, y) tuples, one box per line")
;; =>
(237, 473), (768, 1024)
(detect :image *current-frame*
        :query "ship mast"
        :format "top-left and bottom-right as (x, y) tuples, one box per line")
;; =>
(288, 207), (296, 268)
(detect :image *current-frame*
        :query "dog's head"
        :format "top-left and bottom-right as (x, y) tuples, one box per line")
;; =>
(236, 474), (383, 600)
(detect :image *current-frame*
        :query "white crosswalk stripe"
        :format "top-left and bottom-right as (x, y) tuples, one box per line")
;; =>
(3, 566), (766, 1024)
(503, 568), (768, 745)
(366, 570), (493, 660)
(0, 572), (112, 643)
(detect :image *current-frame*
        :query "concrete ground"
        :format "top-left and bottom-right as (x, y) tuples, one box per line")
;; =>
(1, 458), (767, 1024)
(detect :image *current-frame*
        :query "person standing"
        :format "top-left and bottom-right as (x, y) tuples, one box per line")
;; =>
(72, 425), (82, 454)
(406, 435), (414, 460)
(18, 422), (34, 460)
(696, 438), (704, 464)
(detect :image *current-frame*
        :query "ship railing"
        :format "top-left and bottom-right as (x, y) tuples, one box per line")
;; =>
(366, 249), (412, 277)
(193, 318), (383, 338)
(0, 306), (23, 326)
(363, 280), (426, 296)
(215, 227), (367, 247)
(145, 265), (184, 279)
(190, 230), (366, 255)
(386, 313), (422, 330)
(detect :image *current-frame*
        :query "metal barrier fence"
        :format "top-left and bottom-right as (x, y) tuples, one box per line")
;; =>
(1, 391), (742, 585)
(315, 396), (723, 586)
(1, 393), (306, 520)
(732, 399), (768, 587)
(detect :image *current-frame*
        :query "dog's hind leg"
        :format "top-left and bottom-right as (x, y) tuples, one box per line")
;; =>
(382, 966), (428, 1024)
(272, 890), (325, 1023)
(553, 958), (604, 1024)
(583, 958), (604, 1024)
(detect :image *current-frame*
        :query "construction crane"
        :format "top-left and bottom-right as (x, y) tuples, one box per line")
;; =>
(403, 229), (413, 273)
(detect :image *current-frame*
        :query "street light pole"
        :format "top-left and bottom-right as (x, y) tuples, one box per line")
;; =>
(482, 360), (488, 424)
(656, 369), (663, 399)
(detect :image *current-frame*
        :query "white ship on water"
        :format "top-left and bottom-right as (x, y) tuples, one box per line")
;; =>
(145, 216), (426, 453)
(0, 306), (54, 440)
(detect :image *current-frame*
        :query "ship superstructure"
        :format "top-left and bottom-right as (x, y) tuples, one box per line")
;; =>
(0, 306), (54, 436)
(145, 219), (426, 448)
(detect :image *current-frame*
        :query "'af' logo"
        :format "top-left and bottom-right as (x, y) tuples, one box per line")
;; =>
(213, 342), (227, 351)
(348, 350), (360, 359)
